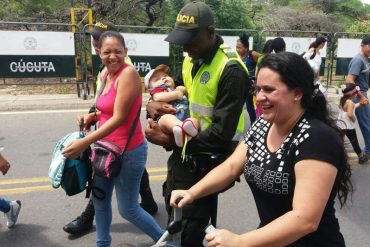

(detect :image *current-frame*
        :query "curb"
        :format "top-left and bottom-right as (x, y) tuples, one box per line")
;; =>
(0, 91), (343, 112)
(0, 93), (151, 111)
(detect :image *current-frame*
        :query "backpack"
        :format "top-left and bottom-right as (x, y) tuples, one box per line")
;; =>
(49, 131), (92, 197)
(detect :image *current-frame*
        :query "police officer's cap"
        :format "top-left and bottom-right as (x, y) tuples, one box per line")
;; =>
(87, 21), (117, 39)
(165, 1), (214, 45)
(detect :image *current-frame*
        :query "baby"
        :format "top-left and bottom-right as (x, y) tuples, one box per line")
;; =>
(144, 64), (199, 147)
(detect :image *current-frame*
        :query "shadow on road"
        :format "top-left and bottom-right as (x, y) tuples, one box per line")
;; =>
(0, 223), (64, 247)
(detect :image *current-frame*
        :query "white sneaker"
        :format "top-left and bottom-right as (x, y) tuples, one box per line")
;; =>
(5, 200), (21, 228)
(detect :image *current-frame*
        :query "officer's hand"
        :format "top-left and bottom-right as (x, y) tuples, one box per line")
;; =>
(145, 119), (174, 148)
(146, 101), (176, 120)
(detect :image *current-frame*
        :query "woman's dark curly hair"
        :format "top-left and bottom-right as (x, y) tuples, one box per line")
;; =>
(98, 30), (126, 49)
(258, 52), (353, 207)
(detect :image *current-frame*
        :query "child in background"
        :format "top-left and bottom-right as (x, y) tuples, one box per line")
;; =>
(337, 83), (367, 164)
(144, 65), (199, 147)
(0, 148), (21, 228)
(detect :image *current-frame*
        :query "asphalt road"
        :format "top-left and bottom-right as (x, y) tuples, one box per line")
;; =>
(0, 99), (369, 246)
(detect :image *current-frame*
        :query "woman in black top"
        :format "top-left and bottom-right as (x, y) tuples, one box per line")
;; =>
(170, 52), (352, 247)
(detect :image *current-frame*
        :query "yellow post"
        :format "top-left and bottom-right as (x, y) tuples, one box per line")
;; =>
(70, 5), (94, 98)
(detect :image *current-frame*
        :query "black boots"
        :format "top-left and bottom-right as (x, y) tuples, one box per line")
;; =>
(63, 199), (94, 235)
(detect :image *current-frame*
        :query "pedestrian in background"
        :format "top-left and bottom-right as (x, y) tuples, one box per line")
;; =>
(303, 36), (328, 97)
(0, 149), (21, 229)
(171, 52), (352, 247)
(337, 83), (366, 163)
(63, 30), (164, 246)
(271, 37), (286, 53)
(346, 36), (370, 164)
(236, 34), (259, 124)
(254, 38), (282, 118)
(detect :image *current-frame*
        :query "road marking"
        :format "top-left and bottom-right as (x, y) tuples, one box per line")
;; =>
(0, 177), (50, 185)
(0, 167), (167, 186)
(0, 167), (167, 195)
(147, 167), (167, 173)
(0, 185), (52, 195)
(0, 109), (88, 115)
(0, 107), (146, 115)
(0, 151), (363, 195)
(0, 175), (167, 196)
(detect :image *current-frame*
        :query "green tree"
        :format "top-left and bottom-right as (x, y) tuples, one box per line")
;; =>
(247, 0), (369, 32)
(1, 0), (369, 34)
(211, 0), (254, 30)
(0, 0), (69, 22)
(166, 0), (255, 30)
(348, 20), (370, 33)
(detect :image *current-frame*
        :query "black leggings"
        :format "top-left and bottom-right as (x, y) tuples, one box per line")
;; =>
(140, 168), (150, 193)
(344, 129), (362, 155)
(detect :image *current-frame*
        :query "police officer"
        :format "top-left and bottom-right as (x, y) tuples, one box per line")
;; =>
(145, 2), (250, 246)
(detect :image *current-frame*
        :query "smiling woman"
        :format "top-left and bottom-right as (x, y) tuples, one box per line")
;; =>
(98, 31), (127, 79)
(62, 30), (165, 246)
(170, 52), (353, 247)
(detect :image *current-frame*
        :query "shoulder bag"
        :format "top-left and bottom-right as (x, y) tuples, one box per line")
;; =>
(90, 66), (141, 179)
(91, 106), (141, 179)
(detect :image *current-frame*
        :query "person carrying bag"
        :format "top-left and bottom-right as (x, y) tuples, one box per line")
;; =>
(62, 31), (164, 246)
(89, 62), (141, 180)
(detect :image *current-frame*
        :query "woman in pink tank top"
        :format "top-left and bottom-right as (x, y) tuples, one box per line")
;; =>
(63, 31), (164, 246)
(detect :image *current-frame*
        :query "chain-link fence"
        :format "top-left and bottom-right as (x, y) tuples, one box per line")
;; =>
(0, 22), (369, 99)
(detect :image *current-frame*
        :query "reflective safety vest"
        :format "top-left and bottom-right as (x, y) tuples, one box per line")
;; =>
(182, 44), (248, 141)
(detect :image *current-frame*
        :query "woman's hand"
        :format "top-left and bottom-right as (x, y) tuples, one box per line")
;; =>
(0, 153), (10, 175)
(170, 190), (194, 208)
(206, 229), (241, 247)
(62, 139), (90, 159)
(77, 113), (97, 131)
(360, 98), (369, 106)
(357, 91), (369, 106)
